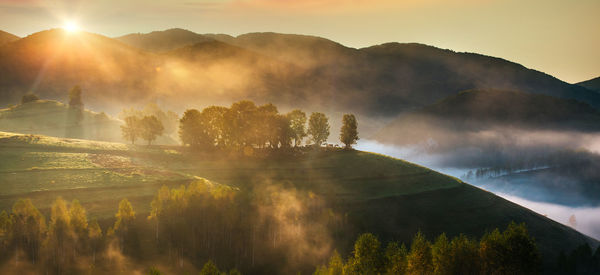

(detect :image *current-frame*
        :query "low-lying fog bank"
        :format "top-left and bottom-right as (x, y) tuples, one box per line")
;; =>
(356, 139), (600, 240)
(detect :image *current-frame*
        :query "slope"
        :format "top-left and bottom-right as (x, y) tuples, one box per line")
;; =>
(0, 131), (595, 269)
(578, 76), (600, 93)
(0, 29), (159, 112)
(0, 99), (123, 141)
(115, 28), (214, 53)
(3, 29), (599, 121)
(374, 89), (600, 147)
(210, 33), (600, 114)
(0, 30), (19, 46)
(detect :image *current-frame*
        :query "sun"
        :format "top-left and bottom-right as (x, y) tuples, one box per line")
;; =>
(63, 21), (80, 33)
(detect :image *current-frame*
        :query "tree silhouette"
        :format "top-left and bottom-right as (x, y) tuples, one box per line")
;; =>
(345, 233), (382, 274)
(340, 114), (359, 149)
(286, 109), (307, 147)
(68, 85), (83, 109)
(121, 116), (141, 144)
(308, 112), (330, 147)
(140, 115), (164, 145)
(407, 231), (433, 275)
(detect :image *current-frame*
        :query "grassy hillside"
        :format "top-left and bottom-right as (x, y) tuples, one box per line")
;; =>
(0, 99), (177, 144)
(0, 131), (595, 269)
(578, 76), (600, 93)
(0, 100), (122, 142)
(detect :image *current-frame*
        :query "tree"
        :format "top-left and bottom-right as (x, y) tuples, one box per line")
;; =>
(113, 198), (137, 254)
(225, 100), (258, 149)
(21, 93), (39, 104)
(68, 85), (83, 109)
(480, 222), (540, 275)
(448, 234), (480, 275)
(407, 231), (433, 275)
(345, 233), (382, 274)
(148, 185), (170, 241)
(46, 197), (75, 273)
(179, 109), (210, 149)
(140, 115), (164, 145)
(69, 199), (88, 251)
(340, 114), (359, 149)
(431, 233), (451, 275)
(88, 219), (102, 264)
(201, 106), (228, 148)
(11, 198), (46, 264)
(308, 112), (330, 147)
(384, 242), (408, 275)
(199, 260), (222, 275)
(501, 222), (540, 274)
(286, 109), (307, 147)
(121, 116), (141, 144)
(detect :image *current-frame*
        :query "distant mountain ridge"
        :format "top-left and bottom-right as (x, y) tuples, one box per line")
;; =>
(578, 76), (600, 93)
(373, 89), (600, 150)
(416, 89), (600, 131)
(115, 28), (214, 53)
(1, 28), (599, 122)
(0, 30), (19, 46)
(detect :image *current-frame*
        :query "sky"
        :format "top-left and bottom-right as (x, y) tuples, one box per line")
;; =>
(0, 0), (598, 83)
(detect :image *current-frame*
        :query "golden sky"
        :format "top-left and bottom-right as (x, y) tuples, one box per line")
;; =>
(1, 0), (598, 83)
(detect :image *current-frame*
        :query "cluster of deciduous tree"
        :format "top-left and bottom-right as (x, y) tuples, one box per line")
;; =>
(120, 103), (179, 143)
(179, 100), (358, 151)
(147, 179), (332, 274)
(121, 115), (165, 145)
(0, 198), (103, 274)
(315, 223), (541, 275)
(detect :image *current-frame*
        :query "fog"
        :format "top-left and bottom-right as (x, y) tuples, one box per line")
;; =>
(497, 193), (600, 241)
(356, 139), (600, 240)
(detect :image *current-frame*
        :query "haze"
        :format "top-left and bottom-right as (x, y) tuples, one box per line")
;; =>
(1, 0), (599, 83)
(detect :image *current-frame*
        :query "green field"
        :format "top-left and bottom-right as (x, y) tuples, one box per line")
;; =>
(0, 131), (596, 270)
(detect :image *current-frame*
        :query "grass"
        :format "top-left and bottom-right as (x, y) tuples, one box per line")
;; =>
(0, 131), (596, 269)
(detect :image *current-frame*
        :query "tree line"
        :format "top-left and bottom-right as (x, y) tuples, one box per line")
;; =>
(315, 223), (542, 275)
(120, 100), (359, 150)
(178, 100), (358, 151)
(1, 183), (598, 274)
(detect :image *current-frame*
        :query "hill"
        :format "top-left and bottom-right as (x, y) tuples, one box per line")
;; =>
(209, 33), (600, 114)
(415, 89), (600, 131)
(0, 30), (19, 46)
(3, 29), (599, 121)
(115, 28), (214, 53)
(0, 99), (122, 142)
(578, 76), (600, 92)
(0, 131), (596, 271)
(0, 99), (178, 144)
(374, 89), (600, 145)
(0, 29), (159, 112)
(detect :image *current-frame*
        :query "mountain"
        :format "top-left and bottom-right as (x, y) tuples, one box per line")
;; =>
(578, 76), (600, 93)
(415, 89), (600, 131)
(0, 30), (19, 46)
(115, 28), (214, 53)
(208, 33), (600, 114)
(374, 89), (600, 144)
(372, 89), (600, 169)
(0, 29), (159, 112)
(2, 29), (600, 123)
